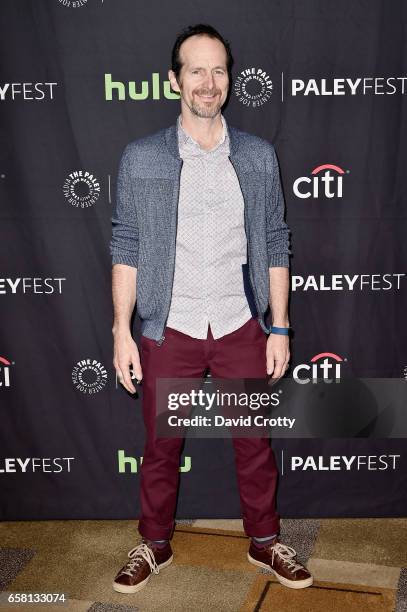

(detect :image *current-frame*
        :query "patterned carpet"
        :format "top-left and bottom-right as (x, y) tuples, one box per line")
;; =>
(0, 517), (406, 611)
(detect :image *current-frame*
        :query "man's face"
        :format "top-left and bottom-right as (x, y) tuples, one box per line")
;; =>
(168, 34), (229, 119)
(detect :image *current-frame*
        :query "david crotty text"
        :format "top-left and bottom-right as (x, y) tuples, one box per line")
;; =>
(168, 415), (295, 429)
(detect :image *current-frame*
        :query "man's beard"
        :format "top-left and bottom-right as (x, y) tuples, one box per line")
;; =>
(184, 90), (223, 118)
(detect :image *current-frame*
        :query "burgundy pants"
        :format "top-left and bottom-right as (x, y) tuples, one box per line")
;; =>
(138, 316), (280, 540)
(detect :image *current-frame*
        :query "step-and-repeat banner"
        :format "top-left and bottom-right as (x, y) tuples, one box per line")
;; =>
(1, 0), (406, 520)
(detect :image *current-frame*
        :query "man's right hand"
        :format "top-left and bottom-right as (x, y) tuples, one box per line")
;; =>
(113, 330), (143, 394)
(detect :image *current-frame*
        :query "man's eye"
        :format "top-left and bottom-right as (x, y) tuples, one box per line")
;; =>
(191, 69), (225, 75)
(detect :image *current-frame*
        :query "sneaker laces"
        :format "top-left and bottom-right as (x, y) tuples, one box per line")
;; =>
(120, 542), (160, 577)
(270, 542), (304, 574)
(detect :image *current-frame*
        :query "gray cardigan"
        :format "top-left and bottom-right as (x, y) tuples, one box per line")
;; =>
(110, 120), (292, 343)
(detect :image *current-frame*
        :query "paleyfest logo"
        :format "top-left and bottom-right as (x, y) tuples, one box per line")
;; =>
(291, 77), (407, 97)
(63, 170), (100, 208)
(72, 358), (108, 394)
(234, 67), (273, 107)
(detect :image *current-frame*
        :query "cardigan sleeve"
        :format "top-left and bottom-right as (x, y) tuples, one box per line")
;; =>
(265, 144), (292, 268)
(109, 143), (139, 268)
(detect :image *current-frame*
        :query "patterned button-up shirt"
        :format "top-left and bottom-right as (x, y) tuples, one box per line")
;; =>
(165, 112), (253, 339)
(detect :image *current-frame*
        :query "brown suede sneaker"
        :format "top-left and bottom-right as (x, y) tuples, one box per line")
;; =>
(247, 536), (313, 589)
(113, 538), (173, 593)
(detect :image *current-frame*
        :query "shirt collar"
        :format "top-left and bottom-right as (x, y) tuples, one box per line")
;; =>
(177, 113), (228, 156)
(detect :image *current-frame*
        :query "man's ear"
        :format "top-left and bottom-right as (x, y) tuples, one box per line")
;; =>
(168, 70), (181, 93)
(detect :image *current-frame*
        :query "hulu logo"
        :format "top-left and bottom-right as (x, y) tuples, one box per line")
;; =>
(118, 450), (191, 473)
(105, 73), (180, 101)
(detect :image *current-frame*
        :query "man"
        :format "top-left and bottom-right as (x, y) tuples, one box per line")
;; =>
(110, 24), (313, 593)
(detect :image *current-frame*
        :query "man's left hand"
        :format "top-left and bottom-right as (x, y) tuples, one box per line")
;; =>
(266, 333), (290, 378)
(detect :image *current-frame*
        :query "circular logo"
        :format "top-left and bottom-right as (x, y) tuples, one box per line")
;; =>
(63, 170), (100, 208)
(72, 358), (108, 394)
(58, 0), (88, 7)
(234, 67), (273, 108)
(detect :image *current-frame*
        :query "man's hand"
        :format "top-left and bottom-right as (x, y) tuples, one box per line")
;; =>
(113, 330), (143, 394)
(266, 333), (290, 379)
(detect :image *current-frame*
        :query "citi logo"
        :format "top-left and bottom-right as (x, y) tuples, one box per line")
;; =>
(63, 170), (100, 209)
(0, 356), (12, 388)
(117, 451), (191, 473)
(293, 352), (345, 384)
(105, 73), (180, 101)
(293, 163), (347, 199)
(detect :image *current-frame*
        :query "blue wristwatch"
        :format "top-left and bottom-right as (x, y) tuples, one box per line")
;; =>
(269, 325), (291, 336)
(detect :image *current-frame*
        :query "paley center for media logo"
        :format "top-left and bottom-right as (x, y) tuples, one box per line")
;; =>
(233, 67), (273, 108)
(72, 358), (108, 394)
(58, 0), (105, 6)
(63, 170), (101, 208)
(58, 0), (88, 6)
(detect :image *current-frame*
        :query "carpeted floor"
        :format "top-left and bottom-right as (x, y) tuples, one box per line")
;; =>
(0, 517), (406, 611)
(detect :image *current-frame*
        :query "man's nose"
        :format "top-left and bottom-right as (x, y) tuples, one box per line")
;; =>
(202, 72), (215, 90)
